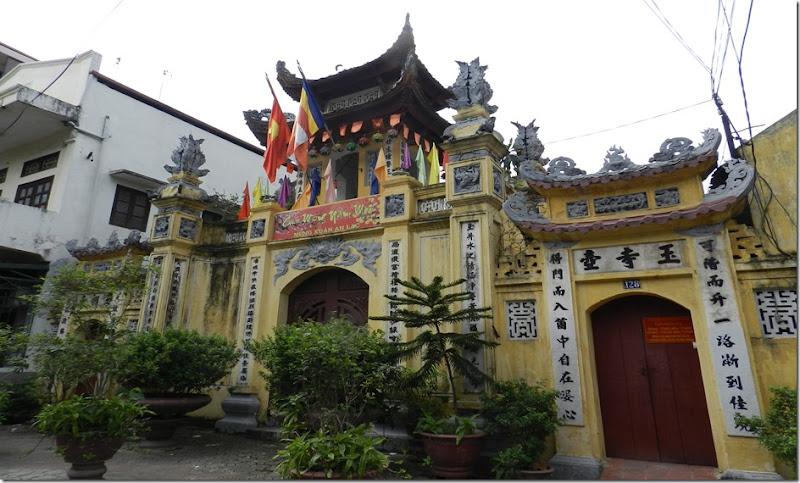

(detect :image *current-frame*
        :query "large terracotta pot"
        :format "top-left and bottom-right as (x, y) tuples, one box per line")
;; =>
(56, 434), (124, 480)
(419, 430), (486, 479)
(138, 394), (211, 448)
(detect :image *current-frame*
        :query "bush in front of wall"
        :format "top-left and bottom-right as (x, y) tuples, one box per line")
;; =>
(734, 386), (797, 477)
(246, 318), (403, 431)
(0, 378), (48, 424)
(119, 327), (241, 397)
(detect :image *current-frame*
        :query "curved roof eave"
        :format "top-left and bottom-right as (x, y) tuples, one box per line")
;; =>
(275, 14), (452, 107)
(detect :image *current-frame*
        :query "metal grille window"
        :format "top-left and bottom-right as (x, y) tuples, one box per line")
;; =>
(109, 185), (150, 231)
(15, 176), (54, 209)
(506, 300), (537, 340)
(754, 289), (797, 338)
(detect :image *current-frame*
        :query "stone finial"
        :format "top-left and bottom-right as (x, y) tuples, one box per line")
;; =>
(597, 146), (635, 173)
(447, 58), (497, 114)
(164, 134), (210, 178)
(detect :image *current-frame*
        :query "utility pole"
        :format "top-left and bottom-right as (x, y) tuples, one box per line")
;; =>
(712, 94), (739, 159)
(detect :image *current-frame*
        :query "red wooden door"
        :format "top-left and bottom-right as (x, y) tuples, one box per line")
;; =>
(287, 268), (369, 326)
(592, 296), (717, 466)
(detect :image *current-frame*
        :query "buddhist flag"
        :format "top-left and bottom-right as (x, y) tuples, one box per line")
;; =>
(373, 148), (388, 194)
(252, 177), (264, 209)
(277, 175), (291, 208)
(323, 158), (336, 204)
(286, 79), (326, 173)
(401, 142), (412, 170)
(263, 90), (290, 183)
(428, 143), (440, 184)
(237, 182), (251, 220)
(309, 167), (321, 207)
(292, 181), (313, 210)
(415, 146), (427, 186)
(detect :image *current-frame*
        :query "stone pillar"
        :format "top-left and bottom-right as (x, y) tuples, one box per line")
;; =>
(441, 70), (509, 405)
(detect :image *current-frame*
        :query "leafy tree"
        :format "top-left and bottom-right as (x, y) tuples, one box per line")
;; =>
(369, 276), (497, 414)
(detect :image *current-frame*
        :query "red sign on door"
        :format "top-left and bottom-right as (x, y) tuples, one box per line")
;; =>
(642, 317), (695, 344)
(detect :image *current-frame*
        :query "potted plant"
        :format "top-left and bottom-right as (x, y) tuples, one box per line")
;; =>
(369, 276), (498, 478)
(480, 379), (561, 479)
(34, 392), (152, 479)
(23, 258), (151, 479)
(274, 423), (390, 479)
(117, 327), (241, 446)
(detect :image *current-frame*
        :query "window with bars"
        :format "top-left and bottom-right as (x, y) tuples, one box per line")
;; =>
(15, 176), (54, 209)
(109, 185), (150, 231)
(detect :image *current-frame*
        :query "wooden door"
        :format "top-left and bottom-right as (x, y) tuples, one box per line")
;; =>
(287, 268), (369, 325)
(592, 296), (717, 466)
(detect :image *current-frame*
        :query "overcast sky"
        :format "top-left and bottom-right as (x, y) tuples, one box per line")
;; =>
(3, 0), (797, 175)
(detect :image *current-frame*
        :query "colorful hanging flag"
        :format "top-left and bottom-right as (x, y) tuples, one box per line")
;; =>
(252, 177), (264, 209)
(401, 142), (412, 170)
(286, 79), (326, 173)
(373, 148), (388, 194)
(424, 139), (430, 152)
(339, 124), (347, 136)
(390, 113), (401, 126)
(237, 182), (251, 220)
(323, 158), (336, 204)
(369, 153), (379, 195)
(309, 167), (322, 206)
(351, 121), (363, 133)
(277, 175), (291, 208)
(414, 146), (427, 186)
(428, 143), (440, 184)
(403, 125), (409, 139)
(442, 150), (450, 170)
(263, 82), (291, 183)
(293, 181), (313, 210)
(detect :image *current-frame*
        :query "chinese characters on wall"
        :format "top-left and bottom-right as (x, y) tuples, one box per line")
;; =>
(754, 289), (797, 338)
(571, 241), (687, 275)
(544, 247), (584, 425)
(506, 300), (537, 340)
(385, 239), (404, 343)
(461, 221), (485, 392)
(141, 256), (164, 331)
(236, 257), (260, 385)
(693, 232), (759, 436)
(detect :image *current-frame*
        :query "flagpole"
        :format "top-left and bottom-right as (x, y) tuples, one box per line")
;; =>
(296, 60), (337, 146)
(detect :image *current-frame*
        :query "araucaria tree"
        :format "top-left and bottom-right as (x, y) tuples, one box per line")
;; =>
(370, 276), (497, 414)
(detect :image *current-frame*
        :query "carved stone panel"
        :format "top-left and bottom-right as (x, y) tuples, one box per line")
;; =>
(453, 163), (481, 194)
(250, 219), (266, 238)
(506, 300), (537, 340)
(566, 200), (589, 218)
(417, 197), (452, 215)
(384, 194), (405, 218)
(492, 168), (503, 197)
(178, 218), (197, 240)
(655, 188), (681, 207)
(153, 216), (170, 239)
(754, 289), (797, 338)
(593, 192), (648, 215)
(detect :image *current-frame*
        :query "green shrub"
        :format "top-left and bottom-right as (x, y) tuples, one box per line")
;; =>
(119, 327), (241, 397)
(735, 386), (797, 477)
(34, 393), (152, 440)
(274, 424), (389, 479)
(247, 318), (402, 430)
(0, 378), (47, 424)
(480, 379), (561, 476)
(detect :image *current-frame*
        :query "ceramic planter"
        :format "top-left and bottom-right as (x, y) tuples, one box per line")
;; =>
(56, 434), (124, 480)
(138, 394), (211, 448)
(419, 430), (486, 478)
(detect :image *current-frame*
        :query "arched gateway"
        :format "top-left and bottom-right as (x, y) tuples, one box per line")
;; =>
(286, 268), (369, 325)
(591, 295), (717, 467)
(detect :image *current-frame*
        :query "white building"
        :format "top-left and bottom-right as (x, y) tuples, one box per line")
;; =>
(0, 49), (269, 342)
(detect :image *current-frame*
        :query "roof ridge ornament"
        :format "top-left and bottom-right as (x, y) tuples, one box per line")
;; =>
(597, 145), (635, 173)
(447, 58), (497, 114)
(649, 128), (722, 163)
(164, 134), (209, 179)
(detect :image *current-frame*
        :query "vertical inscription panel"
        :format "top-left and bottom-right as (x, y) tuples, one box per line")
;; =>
(544, 247), (584, 425)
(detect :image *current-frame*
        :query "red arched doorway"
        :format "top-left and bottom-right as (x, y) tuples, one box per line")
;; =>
(591, 295), (717, 466)
(287, 268), (369, 325)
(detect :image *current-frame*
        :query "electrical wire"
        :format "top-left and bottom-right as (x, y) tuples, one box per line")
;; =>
(0, 0), (125, 138)
(547, 99), (712, 144)
(641, 0), (712, 74)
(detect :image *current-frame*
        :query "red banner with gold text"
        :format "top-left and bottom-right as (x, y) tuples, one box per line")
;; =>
(273, 195), (380, 240)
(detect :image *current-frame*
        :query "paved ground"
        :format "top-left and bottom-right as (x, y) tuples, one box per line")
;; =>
(0, 420), (284, 481)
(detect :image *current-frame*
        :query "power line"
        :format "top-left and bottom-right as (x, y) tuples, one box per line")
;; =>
(0, 0), (125, 138)
(641, 0), (712, 74)
(547, 99), (712, 144)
